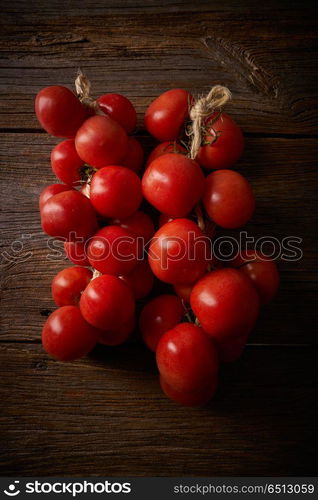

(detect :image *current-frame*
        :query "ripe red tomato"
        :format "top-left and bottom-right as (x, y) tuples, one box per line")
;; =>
(203, 169), (255, 228)
(148, 219), (209, 284)
(196, 112), (244, 169)
(173, 282), (194, 303)
(139, 294), (184, 351)
(97, 93), (137, 133)
(142, 153), (205, 217)
(51, 266), (92, 307)
(39, 183), (72, 211)
(42, 306), (100, 361)
(80, 274), (135, 330)
(41, 190), (97, 240)
(190, 268), (260, 354)
(35, 86), (86, 138)
(146, 141), (187, 167)
(90, 166), (142, 218)
(160, 375), (217, 407)
(64, 240), (90, 267)
(87, 225), (139, 276)
(156, 323), (219, 393)
(120, 260), (154, 300)
(51, 139), (84, 186)
(99, 315), (135, 346)
(110, 210), (155, 244)
(75, 115), (128, 168)
(145, 89), (192, 141)
(232, 250), (280, 304)
(120, 137), (144, 173)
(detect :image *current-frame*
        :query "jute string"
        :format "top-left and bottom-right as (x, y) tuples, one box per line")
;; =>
(188, 85), (231, 160)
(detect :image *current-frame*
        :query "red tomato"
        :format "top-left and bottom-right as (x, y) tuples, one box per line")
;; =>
(120, 260), (154, 300)
(42, 306), (100, 361)
(145, 89), (192, 141)
(120, 137), (144, 173)
(203, 170), (255, 228)
(139, 294), (183, 351)
(196, 112), (244, 169)
(232, 250), (280, 304)
(148, 219), (209, 284)
(97, 93), (137, 133)
(146, 141), (187, 167)
(35, 86), (86, 138)
(87, 226), (139, 276)
(75, 115), (128, 168)
(41, 190), (97, 240)
(173, 282), (194, 303)
(190, 268), (259, 347)
(90, 166), (142, 218)
(160, 376), (217, 407)
(51, 266), (92, 307)
(99, 315), (135, 346)
(80, 274), (135, 330)
(142, 153), (205, 217)
(110, 210), (155, 244)
(156, 323), (219, 393)
(39, 183), (72, 211)
(51, 139), (84, 186)
(64, 241), (90, 267)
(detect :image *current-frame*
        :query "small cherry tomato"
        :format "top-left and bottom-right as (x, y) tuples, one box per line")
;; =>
(148, 219), (209, 284)
(110, 210), (155, 244)
(52, 266), (92, 306)
(80, 274), (135, 330)
(120, 260), (154, 300)
(142, 153), (205, 217)
(146, 141), (187, 167)
(139, 294), (184, 351)
(190, 268), (260, 347)
(39, 183), (72, 211)
(203, 169), (255, 228)
(35, 86), (86, 138)
(160, 375), (217, 407)
(232, 250), (280, 304)
(64, 240), (90, 267)
(120, 137), (144, 173)
(145, 89), (192, 141)
(42, 306), (100, 361)
(173, 282), (194, 303)
(196, 112), (244, 169)
(99, 315), (135, 346)
(156, 323), (219, 393)
(97, 93), (137, 133)
(75, 115), (128, 168)
(51, 139), (84, 186)
(90, 166), (142, 218)
(41, 190), (97, 240)
(87, 225), (139, 276)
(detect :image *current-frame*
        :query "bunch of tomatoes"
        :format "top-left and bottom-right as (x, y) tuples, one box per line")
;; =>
(36, 80), (279, 407)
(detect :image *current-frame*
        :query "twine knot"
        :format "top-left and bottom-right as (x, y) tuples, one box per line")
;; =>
(189, 85), (231, 159)
(75, 70), (99, 111)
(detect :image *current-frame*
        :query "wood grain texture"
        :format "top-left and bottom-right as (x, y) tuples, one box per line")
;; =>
(0, 2), (318, 133)
(0, 0), (317, 478)
(0, 343), (317, 476)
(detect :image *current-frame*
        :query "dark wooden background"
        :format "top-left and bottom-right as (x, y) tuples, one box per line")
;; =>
(0, 0), (317, 476)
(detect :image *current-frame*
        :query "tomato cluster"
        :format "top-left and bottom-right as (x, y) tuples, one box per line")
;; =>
(37, 80), (279, 407)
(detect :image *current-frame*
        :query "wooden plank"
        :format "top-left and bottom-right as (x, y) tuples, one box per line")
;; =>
(0, 4), (317, 133)
(0, 133), (317, 343)
(0, 343), (316, 476)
